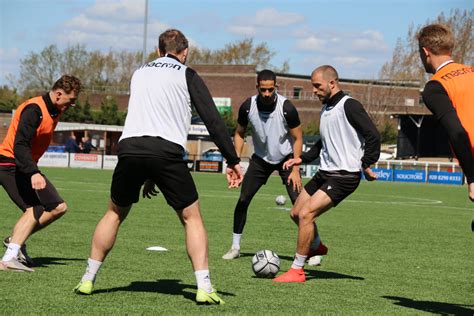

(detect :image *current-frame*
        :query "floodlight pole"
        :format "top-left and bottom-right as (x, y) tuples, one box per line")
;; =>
(142, 0), (148, 64)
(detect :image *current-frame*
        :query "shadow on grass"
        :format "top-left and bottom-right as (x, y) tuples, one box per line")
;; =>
(383, 295), (474, 315)
(33, 257), (83, 267)
(93, 279), (235, 302)
(305, 269), (364, 281)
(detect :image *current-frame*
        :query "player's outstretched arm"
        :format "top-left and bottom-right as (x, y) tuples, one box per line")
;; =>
(363, 167), (377, 181)
(283, 157), (302, 170)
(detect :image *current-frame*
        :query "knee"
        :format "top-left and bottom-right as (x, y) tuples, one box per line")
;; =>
(54, 202), (68, 216)
(289, 208), (299, 222)
(298, 208), (314, 225)
(237, 195), (252, 208)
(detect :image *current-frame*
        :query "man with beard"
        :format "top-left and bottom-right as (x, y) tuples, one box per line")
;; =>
(222, 70), (328, 262)
(274, 65), (380, 282)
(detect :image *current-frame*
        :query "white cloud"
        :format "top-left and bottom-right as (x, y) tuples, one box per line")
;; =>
(86, 0), (145, 22)
(295, 29), (388, 54)
(227, 25), (256, 37)
(0, 47), (20, 60)
(298, 53), (384, 80)
(228, 7), (304, 36)
(333, 56), (368, 65)
(253, 8), (305, 27)
(57, 0), (169, 51)
(290, 27), (390, 78)
(296, 36), (326, 51)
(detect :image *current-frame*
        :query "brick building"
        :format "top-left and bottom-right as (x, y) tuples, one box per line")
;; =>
(78, 64), (426, 128)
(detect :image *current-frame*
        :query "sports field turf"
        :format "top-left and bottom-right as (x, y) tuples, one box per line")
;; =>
(0, 167), (473, 314)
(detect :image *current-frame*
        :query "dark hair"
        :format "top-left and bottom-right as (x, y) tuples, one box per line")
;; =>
(417, 24), (454, 55)
(159, 29), (189, 54)
(257, 69), (277, 84)
(52, 75), (82, 95)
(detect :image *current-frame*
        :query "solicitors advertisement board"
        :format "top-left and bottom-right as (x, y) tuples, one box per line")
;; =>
(393, 170), (426, 183)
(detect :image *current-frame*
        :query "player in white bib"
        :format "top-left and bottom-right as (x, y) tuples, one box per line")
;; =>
(274, 65), (380, 283)
(74, 29), (242, 304)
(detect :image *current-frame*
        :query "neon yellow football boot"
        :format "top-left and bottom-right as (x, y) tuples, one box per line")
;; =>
(73, 280), (94, 295)
(196, 288), (225, 305)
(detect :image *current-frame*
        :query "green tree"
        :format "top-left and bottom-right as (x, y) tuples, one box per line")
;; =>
(19, 44), (61, 91)
(222, 111), (237, 136)
(93, 96), (125, 125)
(302, 121), (319, 136)
(0, 85), (21, 111)
(61, 99), (84, 122)
(82, 99), (94, 123)
(379, 122), (398, 144)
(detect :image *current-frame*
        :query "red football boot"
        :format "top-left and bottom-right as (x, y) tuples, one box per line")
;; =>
(273, 268), (306, 283)
(307, 241), (328, 257)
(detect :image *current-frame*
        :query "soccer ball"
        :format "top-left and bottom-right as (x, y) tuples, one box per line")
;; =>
(275, 195), (286, 206)
(252, 250), (280, 278)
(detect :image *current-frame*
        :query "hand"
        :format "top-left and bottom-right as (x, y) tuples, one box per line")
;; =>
(142, 179), (159, 199)
(287, 167), (302, 193)
(31, 173), (46, 190)
(363, 167), (377, 181)
(226, 163), (243, 189)
(283, 157), (302, 170)
(468, 183), (474, 202)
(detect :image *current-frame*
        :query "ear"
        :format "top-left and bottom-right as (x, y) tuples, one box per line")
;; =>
(157, 48), (165, 57)
(182, 47), (189, 59)
(421, 47), (430, 58)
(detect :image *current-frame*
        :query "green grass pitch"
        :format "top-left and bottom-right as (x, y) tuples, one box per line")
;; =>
(0, 167), (473, 314)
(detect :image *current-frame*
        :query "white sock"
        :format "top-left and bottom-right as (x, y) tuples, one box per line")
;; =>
(81, 258), (102, 283)
(2, 243), (20, 262)
(232, 233), (242, 250)
(291, 253), (307, 269)
(195, 269), (213, 293)
(310, 235), (321, 250)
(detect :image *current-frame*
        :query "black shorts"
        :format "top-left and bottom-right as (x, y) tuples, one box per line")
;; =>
(0, 165), (64, 212)
(304, 170), (361, 206)
(111, 155), (198, 210)
(240, 154), (299, 203)
(245, 154), (294, 185)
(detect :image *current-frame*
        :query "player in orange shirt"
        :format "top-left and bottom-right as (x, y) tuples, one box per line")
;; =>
(418, 24), (474, 205)
(0, 75), (81, 271)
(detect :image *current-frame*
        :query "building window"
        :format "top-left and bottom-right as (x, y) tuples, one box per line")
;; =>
(293, 87), (303, 99)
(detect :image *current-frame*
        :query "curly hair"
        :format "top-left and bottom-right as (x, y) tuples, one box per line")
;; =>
(52, 75), (82, 95)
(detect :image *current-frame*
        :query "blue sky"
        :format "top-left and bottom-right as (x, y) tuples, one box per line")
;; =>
(0, 0), (471, 85)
